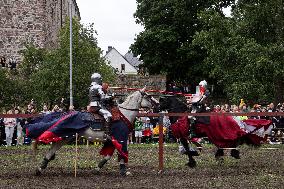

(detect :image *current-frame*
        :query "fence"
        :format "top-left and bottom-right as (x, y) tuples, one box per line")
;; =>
(0, 111), (284, 173)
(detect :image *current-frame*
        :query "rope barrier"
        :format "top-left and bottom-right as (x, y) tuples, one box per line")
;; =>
(1, 111), (284, 118)
(109, 86), (193, 96)
(137, 112), (284, 117)
(1, 110), (283, 173)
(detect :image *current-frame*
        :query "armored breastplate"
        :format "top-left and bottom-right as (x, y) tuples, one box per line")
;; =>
(89, 84), (100, 102)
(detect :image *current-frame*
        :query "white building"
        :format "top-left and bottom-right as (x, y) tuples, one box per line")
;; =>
(104, 46), (138, 75)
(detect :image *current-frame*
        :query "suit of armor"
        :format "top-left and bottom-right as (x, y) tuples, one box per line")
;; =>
(191, 80), (210, 104)
(89, 73), (112, 133)
(89, 83), (112, 120)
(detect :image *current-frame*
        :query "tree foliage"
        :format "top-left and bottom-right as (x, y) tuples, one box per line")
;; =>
(131, 0), (234, 84)
(17, 18), (115, 109)
(132, 0), (284, 103)
(194, 1), (284, 103)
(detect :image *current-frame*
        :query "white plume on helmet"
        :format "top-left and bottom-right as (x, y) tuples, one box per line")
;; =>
(199, 80), (207, 88)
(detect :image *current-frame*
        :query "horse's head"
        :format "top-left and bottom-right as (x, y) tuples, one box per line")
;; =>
(159, 96), (171, 111)
(159, 95), (188, 113)
(139, 87), (159, 110)
(159, 95), (188, 123)
(118, 87), (159, 111)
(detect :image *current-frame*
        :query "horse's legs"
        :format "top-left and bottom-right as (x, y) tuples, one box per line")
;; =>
(119, 158), (126, 176)
(180, 138), (197, 168)
(215, 148), (224, 162)
(118, 155), (130, 176)
(95, 155), (111, 172)
(230, 149), (240, 159)
(215, 148), (224, 158)
(35, 141), (65, 175)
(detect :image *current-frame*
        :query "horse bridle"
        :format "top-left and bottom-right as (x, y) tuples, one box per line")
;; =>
(118, 91), (159, 111)
(160, 96), (189, 112)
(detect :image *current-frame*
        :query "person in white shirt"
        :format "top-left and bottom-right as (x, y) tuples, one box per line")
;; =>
(3, 110), (16, 146)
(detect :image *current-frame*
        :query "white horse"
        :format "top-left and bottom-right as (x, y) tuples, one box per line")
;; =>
(34, 89), (159, 176)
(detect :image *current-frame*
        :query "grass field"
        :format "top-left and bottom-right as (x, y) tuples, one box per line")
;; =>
(0, 143), (283, 188)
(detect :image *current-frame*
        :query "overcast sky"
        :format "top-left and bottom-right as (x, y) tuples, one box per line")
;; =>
(76, 1), (144, 55)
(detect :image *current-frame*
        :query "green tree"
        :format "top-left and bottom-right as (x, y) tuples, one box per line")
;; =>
(20, 18), (115, 109)
(232, 0), (284, 102)
(131, 0), (233, 84)
(193, 1), (284, 103)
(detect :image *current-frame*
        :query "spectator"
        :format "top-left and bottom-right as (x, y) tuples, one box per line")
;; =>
(134, 117), (143, 144)
(0, 110), (6, 145)
(41, 104), (51, 114)
(52, 105), (60, 112)
(213, 105), (221, 112)
(128, 132), (134, 144)
(142, 117), (153, 143)
(239, 104), (249, 120)
(251, 104), (261, 119)
(152, 124), (167, 143)
(223, 104), (230, 112)
(3, 110), (16, 146)
(14, 109), (23, 145)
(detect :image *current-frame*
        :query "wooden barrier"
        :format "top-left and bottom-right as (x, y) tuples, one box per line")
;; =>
(0, 111), (283, 173)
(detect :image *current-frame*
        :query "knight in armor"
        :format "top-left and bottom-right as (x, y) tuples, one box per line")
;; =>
(187, 80), (210, 156)
(89, 73), (112, 134)
(195, 80), (210, 103)
(190, 80), (210, 113)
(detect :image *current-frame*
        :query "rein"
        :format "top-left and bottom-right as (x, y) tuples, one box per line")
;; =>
(118, 106), (139, 111)
(118, 91), (158, 112)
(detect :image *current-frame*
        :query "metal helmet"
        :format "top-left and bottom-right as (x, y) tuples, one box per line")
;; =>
(199, 80), (207, 88)
(91, 73), (102, 84)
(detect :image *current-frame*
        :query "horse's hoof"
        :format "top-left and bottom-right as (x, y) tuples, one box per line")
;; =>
(215, 149), (224, 157)
(189, 150), (199, 156)
(186, 161), (197, 168)
(120, 171), (126, 176)
(50, 154), (56, 161)
(35, 168), (42, 176)
(119, 164), (127, 176)
(94, 167), (100, 174)
(232, 155), (241, 159)
(231, 149), (241, 159)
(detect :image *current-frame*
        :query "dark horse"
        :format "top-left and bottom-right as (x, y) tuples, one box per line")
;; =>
(159, 95), (272, 167)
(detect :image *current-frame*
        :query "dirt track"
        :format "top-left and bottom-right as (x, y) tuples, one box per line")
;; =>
(0, 144), (283, 189)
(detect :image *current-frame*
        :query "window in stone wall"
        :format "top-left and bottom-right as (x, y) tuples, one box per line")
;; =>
(121, 64), (125, 73)
(8, 58), (17, 69)
(0, 57), (6, 67)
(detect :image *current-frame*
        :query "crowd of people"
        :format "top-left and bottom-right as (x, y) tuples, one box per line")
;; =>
(0, 99), (70, 147)
(129, 109), (170, 144)
(0, 56), (17, 70)
(207, 101), (284, 144)
(1, 97), (284, 146)
(128, 101), (284, 145)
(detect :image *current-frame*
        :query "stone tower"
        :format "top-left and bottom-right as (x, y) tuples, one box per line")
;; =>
(0, 0), (80, 63)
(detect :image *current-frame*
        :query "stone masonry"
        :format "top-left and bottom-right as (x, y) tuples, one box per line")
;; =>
(0, 0), (80, 62)
(111, 74), (167, 101)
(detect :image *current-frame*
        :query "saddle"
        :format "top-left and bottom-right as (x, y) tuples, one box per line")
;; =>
(88, 107), (121, 131)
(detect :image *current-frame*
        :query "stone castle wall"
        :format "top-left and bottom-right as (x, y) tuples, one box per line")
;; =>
(0, 0), (80, 62)
(111, 75), (167, 100)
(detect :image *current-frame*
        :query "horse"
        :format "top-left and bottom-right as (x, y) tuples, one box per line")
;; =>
(159, 95), (272, 167)
(25, 89), (159, 176)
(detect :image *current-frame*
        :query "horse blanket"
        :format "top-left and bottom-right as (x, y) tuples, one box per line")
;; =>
(171, 116), (272, 148)
(24, 111), (130, 162)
